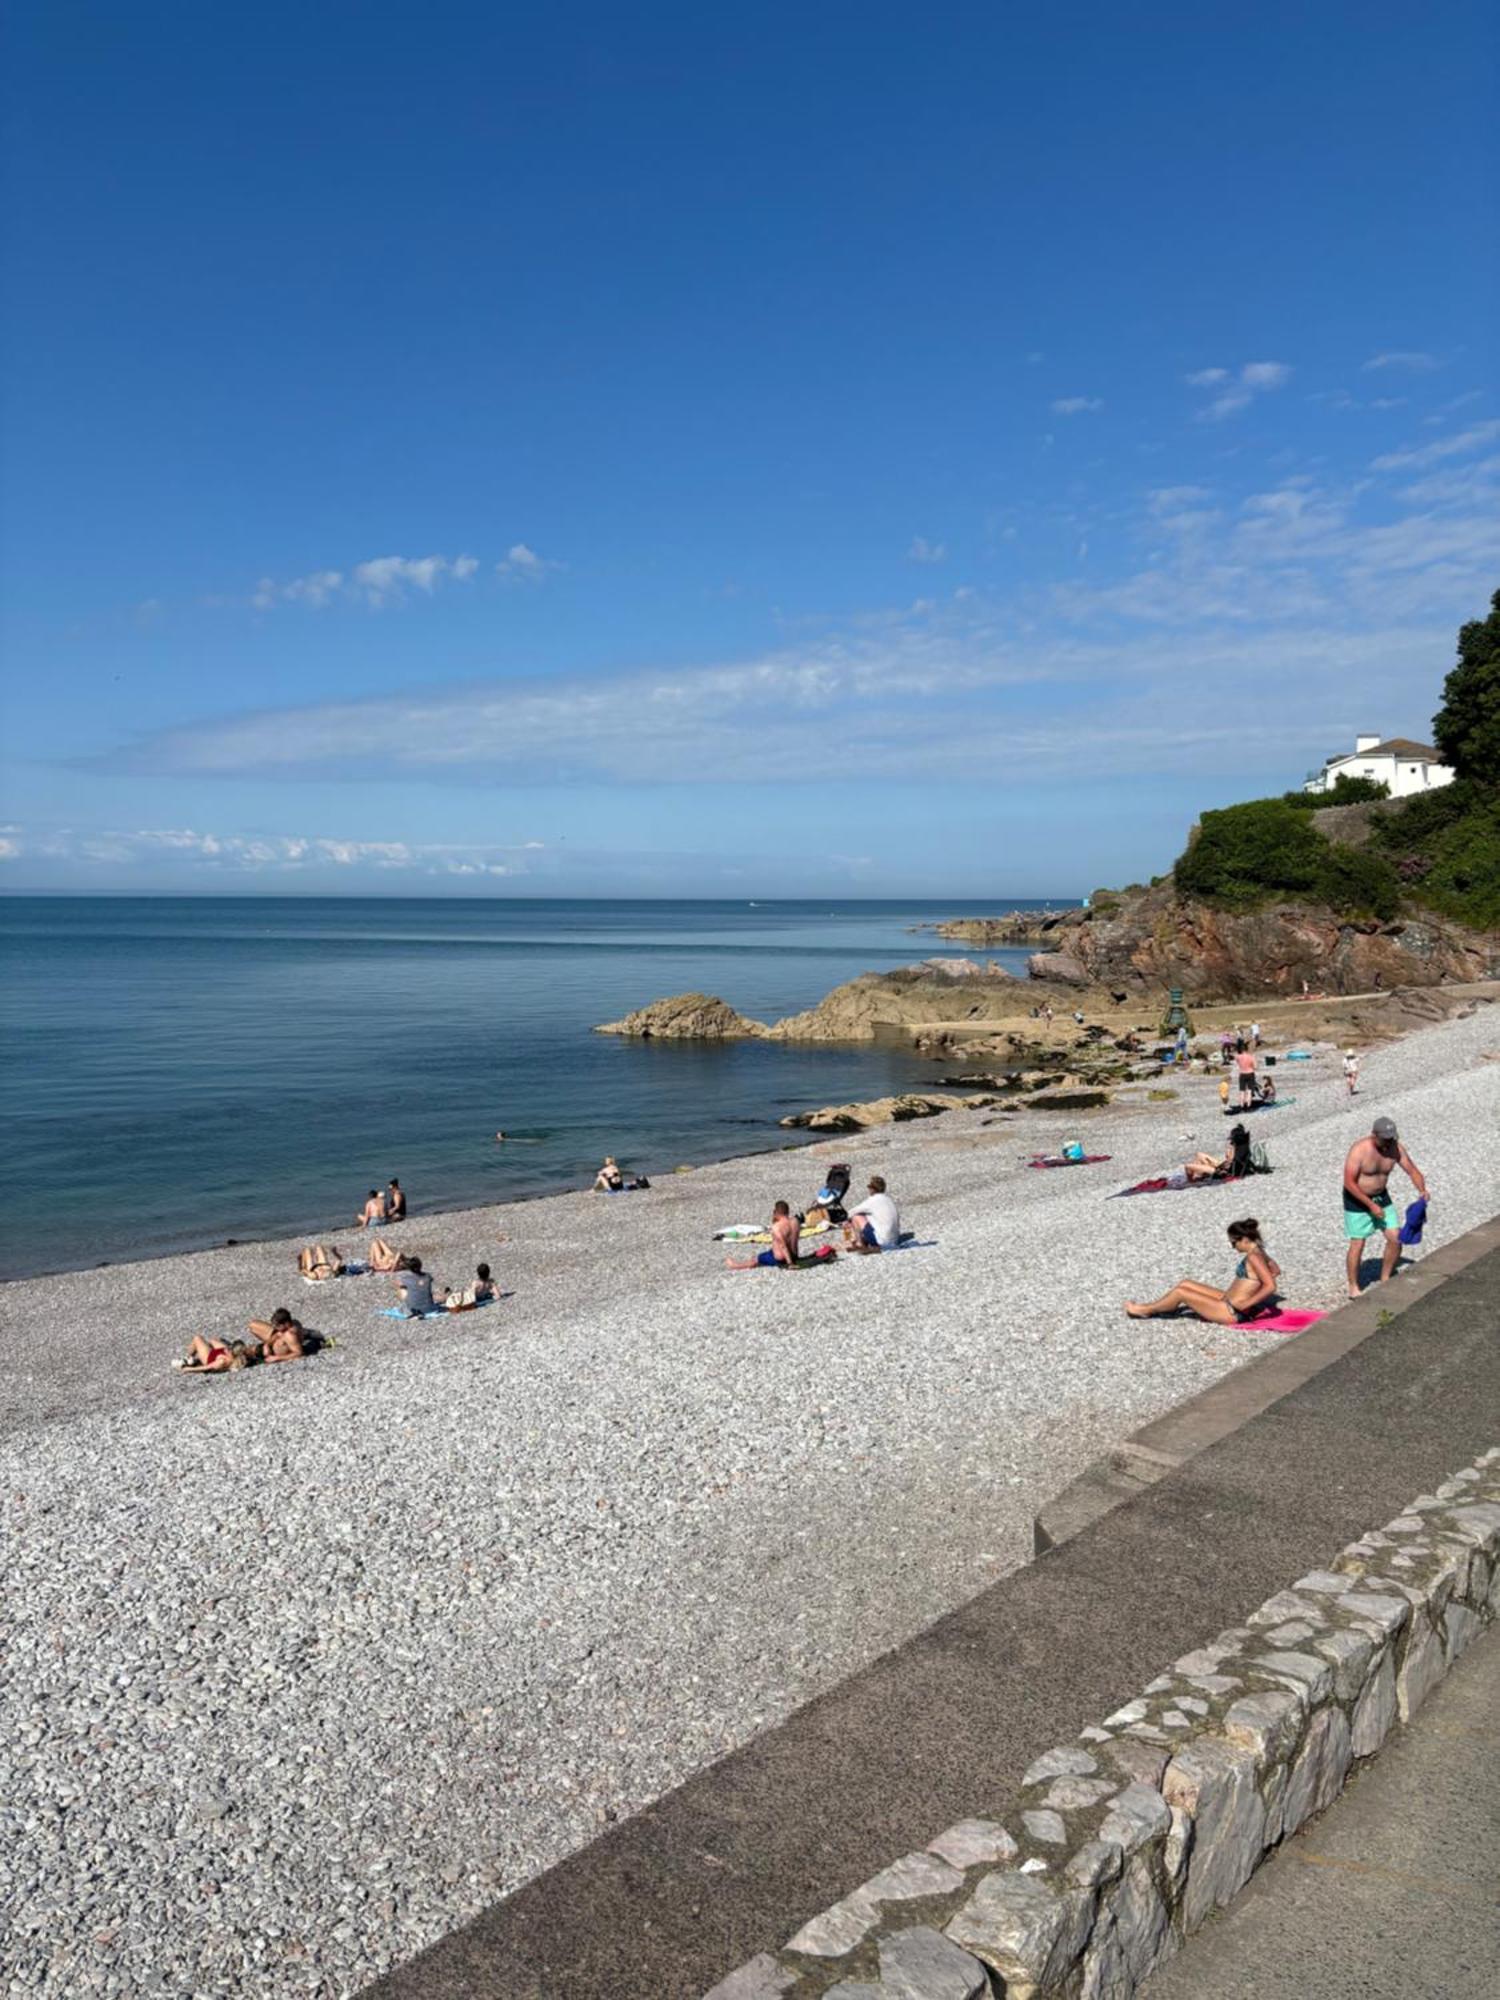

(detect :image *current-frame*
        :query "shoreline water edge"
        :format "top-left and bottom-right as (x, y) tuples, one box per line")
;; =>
(4, 1007), (1498, 1999)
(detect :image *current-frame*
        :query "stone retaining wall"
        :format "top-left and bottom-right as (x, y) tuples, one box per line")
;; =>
(704, 1447), (1500, 2000)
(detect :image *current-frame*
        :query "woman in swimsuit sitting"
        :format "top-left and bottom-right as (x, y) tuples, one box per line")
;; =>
(446, 1262), (497, 1311)
(177, 1308), (307, 1371)
(1124, 1219), (1280, 1325)
(594, 1156), (626, 1192)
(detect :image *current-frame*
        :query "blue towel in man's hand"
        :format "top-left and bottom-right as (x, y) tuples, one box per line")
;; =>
(1398, 1196), (1428, 1246)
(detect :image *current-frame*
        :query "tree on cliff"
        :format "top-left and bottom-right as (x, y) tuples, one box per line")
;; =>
(1433, 587), (1500, 780)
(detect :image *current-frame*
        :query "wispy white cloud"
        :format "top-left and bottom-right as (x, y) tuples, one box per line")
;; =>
(1363, 350), (1440, 372)
(1370, 418), (1500, 473)
(5, 825), (545, 876)
(906, 536), (947, 563)
(1192, 360), (1293, 422)
(253, 554), (480, 611)
(1051, 396), (1104, 415)
(496, 542), (563, 580)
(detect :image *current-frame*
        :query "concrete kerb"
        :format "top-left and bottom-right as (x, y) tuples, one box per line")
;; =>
(704, 1445), (1500, 2000)
(1034, 1214), (1500, 1555)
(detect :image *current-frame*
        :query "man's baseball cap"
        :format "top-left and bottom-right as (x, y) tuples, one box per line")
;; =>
(1373, 1116), (1398, 1141)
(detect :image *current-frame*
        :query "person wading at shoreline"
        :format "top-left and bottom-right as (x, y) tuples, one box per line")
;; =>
(1343, 1115), (1428, 1296)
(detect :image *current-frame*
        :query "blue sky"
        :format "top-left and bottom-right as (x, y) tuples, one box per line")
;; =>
(1, 0), (1495, 896)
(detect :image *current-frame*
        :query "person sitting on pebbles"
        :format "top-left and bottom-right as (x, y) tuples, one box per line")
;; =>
(1124, 1219), (1280, 1325)
(393, 1256), (440, 1316)
(176, 1308), (309, 1371)
(842, 1175), (901, 1253)
(446, 1262), (497, 1311)
(725, 1199), (800, 1270)
(357, 1188), (388, 1228)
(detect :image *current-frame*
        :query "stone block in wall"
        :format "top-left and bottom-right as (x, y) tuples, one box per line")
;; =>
(1279, 1707), (1352, 1839)
(876, 1925), (991, 2000)
(927, 1820), (1018, 1869)
(1309, 1623), (1376, 1702)
(945, 1867), (1097, 1994)
(1162, 1739), (1266, 1931)
(1350, 1650), (1397, 1756)
(703, 1954), (798, 2000)
(1394, 1611), (1446, 1722)
(1077, 1854), (1172, 1999)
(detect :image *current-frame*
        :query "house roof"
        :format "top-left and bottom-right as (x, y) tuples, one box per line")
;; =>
(1331, 737), (1442, 763)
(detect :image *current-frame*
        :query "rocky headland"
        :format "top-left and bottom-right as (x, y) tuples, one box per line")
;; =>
(597, 963), (1022, 1046)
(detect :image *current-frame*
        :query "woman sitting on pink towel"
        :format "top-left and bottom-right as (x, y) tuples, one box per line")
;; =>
(1125, 1219), (1280, 1325)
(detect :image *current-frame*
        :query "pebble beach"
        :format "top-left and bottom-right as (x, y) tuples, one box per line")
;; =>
(3, 1004), (1498, 1999)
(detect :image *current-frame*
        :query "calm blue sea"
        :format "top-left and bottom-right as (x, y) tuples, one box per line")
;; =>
(0, 897), (1059, 1280)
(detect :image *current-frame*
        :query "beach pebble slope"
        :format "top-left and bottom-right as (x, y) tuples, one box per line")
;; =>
(2, 1007), (1497, 1998)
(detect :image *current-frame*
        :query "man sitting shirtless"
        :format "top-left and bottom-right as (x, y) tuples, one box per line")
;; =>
(1343, 1115), (1428, 1296)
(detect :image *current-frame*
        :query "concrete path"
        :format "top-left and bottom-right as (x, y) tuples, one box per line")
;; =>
(364, 1234), (1500, 1999)
(1144, 1623), (1500, 2000)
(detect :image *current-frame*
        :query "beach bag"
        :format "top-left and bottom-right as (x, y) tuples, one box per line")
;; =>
(1249, 1140), (1272, 1175)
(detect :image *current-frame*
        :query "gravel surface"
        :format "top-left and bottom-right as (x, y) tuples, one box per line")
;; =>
(3, 1005), (1498, 1998)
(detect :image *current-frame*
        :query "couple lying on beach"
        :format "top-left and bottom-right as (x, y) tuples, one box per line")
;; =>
(725, 1177), (901, 1269)
(176, 1308), (316, 1372)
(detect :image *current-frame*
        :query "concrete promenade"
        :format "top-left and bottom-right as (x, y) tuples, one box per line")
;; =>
(1143, 1622), (1500, 2000)
(366, 1224), (1500, 2000)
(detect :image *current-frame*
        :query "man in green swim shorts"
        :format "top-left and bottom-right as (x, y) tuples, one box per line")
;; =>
(1343, 1115), (1428, 1297)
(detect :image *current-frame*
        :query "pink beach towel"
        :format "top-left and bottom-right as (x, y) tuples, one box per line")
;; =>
(1243, 1308), (1325, 1336)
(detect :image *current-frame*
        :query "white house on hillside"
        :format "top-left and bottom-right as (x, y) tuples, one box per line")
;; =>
(1304, 733), (1455, 799)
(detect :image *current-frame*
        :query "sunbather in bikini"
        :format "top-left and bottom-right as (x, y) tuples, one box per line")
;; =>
(297, 1244), (345, 1281)
(366, 1237), (412, 1273)
(446, 1262), (497, 1310)
(1124, 1220), (1280, 1325)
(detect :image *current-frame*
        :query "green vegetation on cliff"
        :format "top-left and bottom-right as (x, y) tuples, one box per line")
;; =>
(1174, 799), (1399, 920)
(1172, 588), (1500, 932)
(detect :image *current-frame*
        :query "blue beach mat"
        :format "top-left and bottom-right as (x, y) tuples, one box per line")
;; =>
(377, 1296), (501, 1321)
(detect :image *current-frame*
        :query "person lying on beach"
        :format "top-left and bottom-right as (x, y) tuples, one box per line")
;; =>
(297, 1244), (345, 1281)
(177, 1308), (307, 1371)
(357, 1188), (388, 1228)
(1124, 1220), (1280, 1325)
(842, 1175), (901, 1253)
(725, 1200), (799, 1269)
(386, 1178), (407, 1221)
(366, 1237), (413, 1273)
(393, 1257), (440, 1315)
(446, 1262), (497, 1310)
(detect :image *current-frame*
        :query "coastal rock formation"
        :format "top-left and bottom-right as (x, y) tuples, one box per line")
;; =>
(768, 967), (1016, 1043)
(1027, 951), (1089, 987)
(780, 1091), (998, 1131)
(1016, 880), (1495, 999)
(594, 992), (768, 1039)
(928, 914), (1073, 947)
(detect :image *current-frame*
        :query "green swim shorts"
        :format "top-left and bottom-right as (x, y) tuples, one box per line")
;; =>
(1344, 1197), (1397, 1240)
